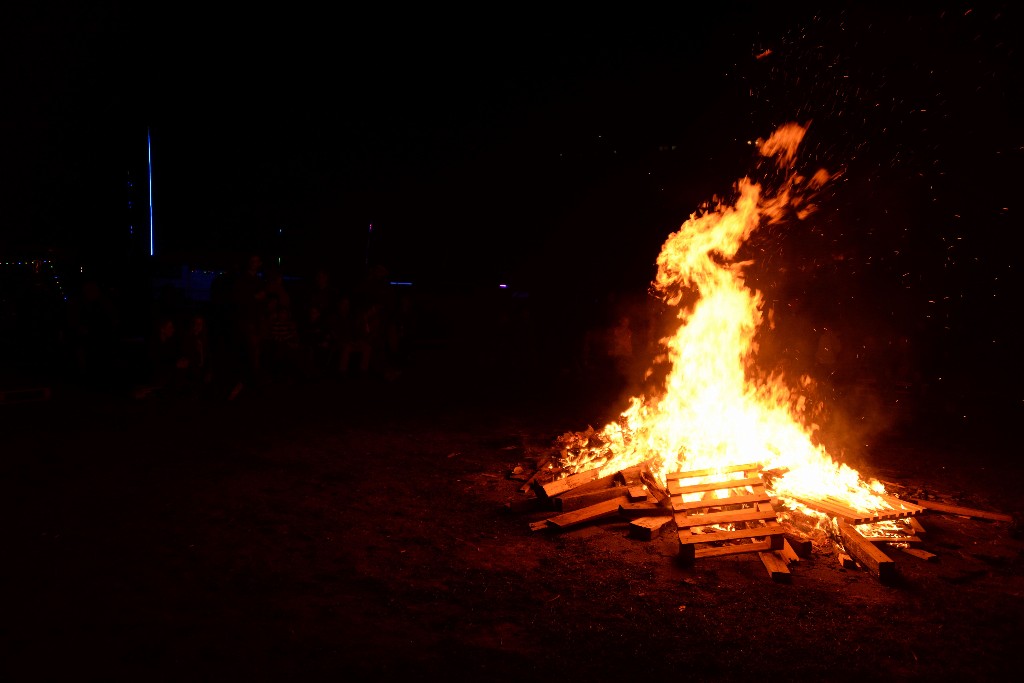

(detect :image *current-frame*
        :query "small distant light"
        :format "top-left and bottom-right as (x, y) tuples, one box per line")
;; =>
(389, 281), (413, 286)
(498, 283), (508, 289)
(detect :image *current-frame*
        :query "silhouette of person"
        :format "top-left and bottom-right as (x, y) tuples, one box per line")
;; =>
(66, 278), (120, 390)
(228, 254), (267, 398)
(179, 312), (212, 396)
(134, 315), (187, 399)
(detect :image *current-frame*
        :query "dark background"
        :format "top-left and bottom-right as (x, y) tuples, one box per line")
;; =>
(4, 8), (1024, 679)
(2, 2), (1022, 427)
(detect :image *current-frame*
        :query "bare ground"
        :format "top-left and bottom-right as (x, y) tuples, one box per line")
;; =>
(4, 363), (1023, 682)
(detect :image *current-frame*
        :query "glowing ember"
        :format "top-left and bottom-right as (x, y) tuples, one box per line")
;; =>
(558, 122), (898, 522)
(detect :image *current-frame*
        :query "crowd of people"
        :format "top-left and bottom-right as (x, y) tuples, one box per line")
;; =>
(39, 254), (681, 406)
(57, 255), (421, 402)
(9, 251), (930, 422)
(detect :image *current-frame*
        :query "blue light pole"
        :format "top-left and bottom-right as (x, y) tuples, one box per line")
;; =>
(147, 127), (154, 256)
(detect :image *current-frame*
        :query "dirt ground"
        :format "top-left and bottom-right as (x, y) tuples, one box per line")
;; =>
(4, 359), (1024, 682)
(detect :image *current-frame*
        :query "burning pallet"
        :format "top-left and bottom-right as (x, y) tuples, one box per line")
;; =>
(507, 456), (1016, 584)
(790, 492), (925, 525)
(667, 462), (785, 564)
(516, 460), (795, 581)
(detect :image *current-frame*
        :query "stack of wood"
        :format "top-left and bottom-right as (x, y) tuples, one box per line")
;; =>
(510, 460), (803, 582)
(506, 456), (1017, 585)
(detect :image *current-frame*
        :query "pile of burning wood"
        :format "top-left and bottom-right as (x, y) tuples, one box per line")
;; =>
(507, 454), (1015, 584)
(502, 123), (1017, 584)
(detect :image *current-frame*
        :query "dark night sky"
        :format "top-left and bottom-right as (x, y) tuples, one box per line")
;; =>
(2, 4), (824, 279)
(3, 3), (1022, 411)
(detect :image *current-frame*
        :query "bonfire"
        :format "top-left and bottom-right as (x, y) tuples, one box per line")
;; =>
(559, 123), (891, 507)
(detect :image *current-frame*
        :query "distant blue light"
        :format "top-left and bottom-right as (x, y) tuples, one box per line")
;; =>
(389, 281), (413, 286)
(498, 283), (508, 288)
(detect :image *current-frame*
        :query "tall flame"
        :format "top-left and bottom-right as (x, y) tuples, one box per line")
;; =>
(560, 122), (890, 514)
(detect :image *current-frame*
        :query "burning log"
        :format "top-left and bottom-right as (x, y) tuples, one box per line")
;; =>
(838, 521), (897, 584)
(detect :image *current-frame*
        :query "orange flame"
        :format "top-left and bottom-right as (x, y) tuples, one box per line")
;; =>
(560, 122), (893, 516)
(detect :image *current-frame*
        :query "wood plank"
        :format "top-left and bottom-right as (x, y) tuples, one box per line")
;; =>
(519, 455), (552, 492)
(528, 520), (550, 532)
(534, 467), (602, 498)
(783, 532), (813, 558)
(908, 516), (927, 535)
(862, 534), (922, 544)
(673, 491), (770, 511)
(907, 499), (1014, 523)
(694, 539), (773, 559)
(677, 529), (775, 563)
(626, 485), (648, 501)
(818, 493), (920, 523)
(545, 496), (631, 529)
(628, 516), (674, 540)
(900, 547), (938, 562)
(614, 463), (651, 487)
(619, 502), (668, 519)
(548, 471), (619, 499)
(838, 522), (897, 583)
(548, 463), (652, 505)
(665, 462), (761, 481)
(640, 470), (672, 505)
(789, 494), (915, 524)
(674, 507), (778, 529)
(791, 495), (874, 523)
(556, 486), (632, 511)
(759, 550), (792, 583)
(677, 521), (784, 546)
(780, 539), (801, 563)
(667, 476), (763, 496)
(879, 494), (926, 516)
(838, 553), (857, 569)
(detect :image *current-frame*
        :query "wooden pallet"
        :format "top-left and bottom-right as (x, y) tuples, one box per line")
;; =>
(789, 492), (925, 524)
(668, 463), (784, 564)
